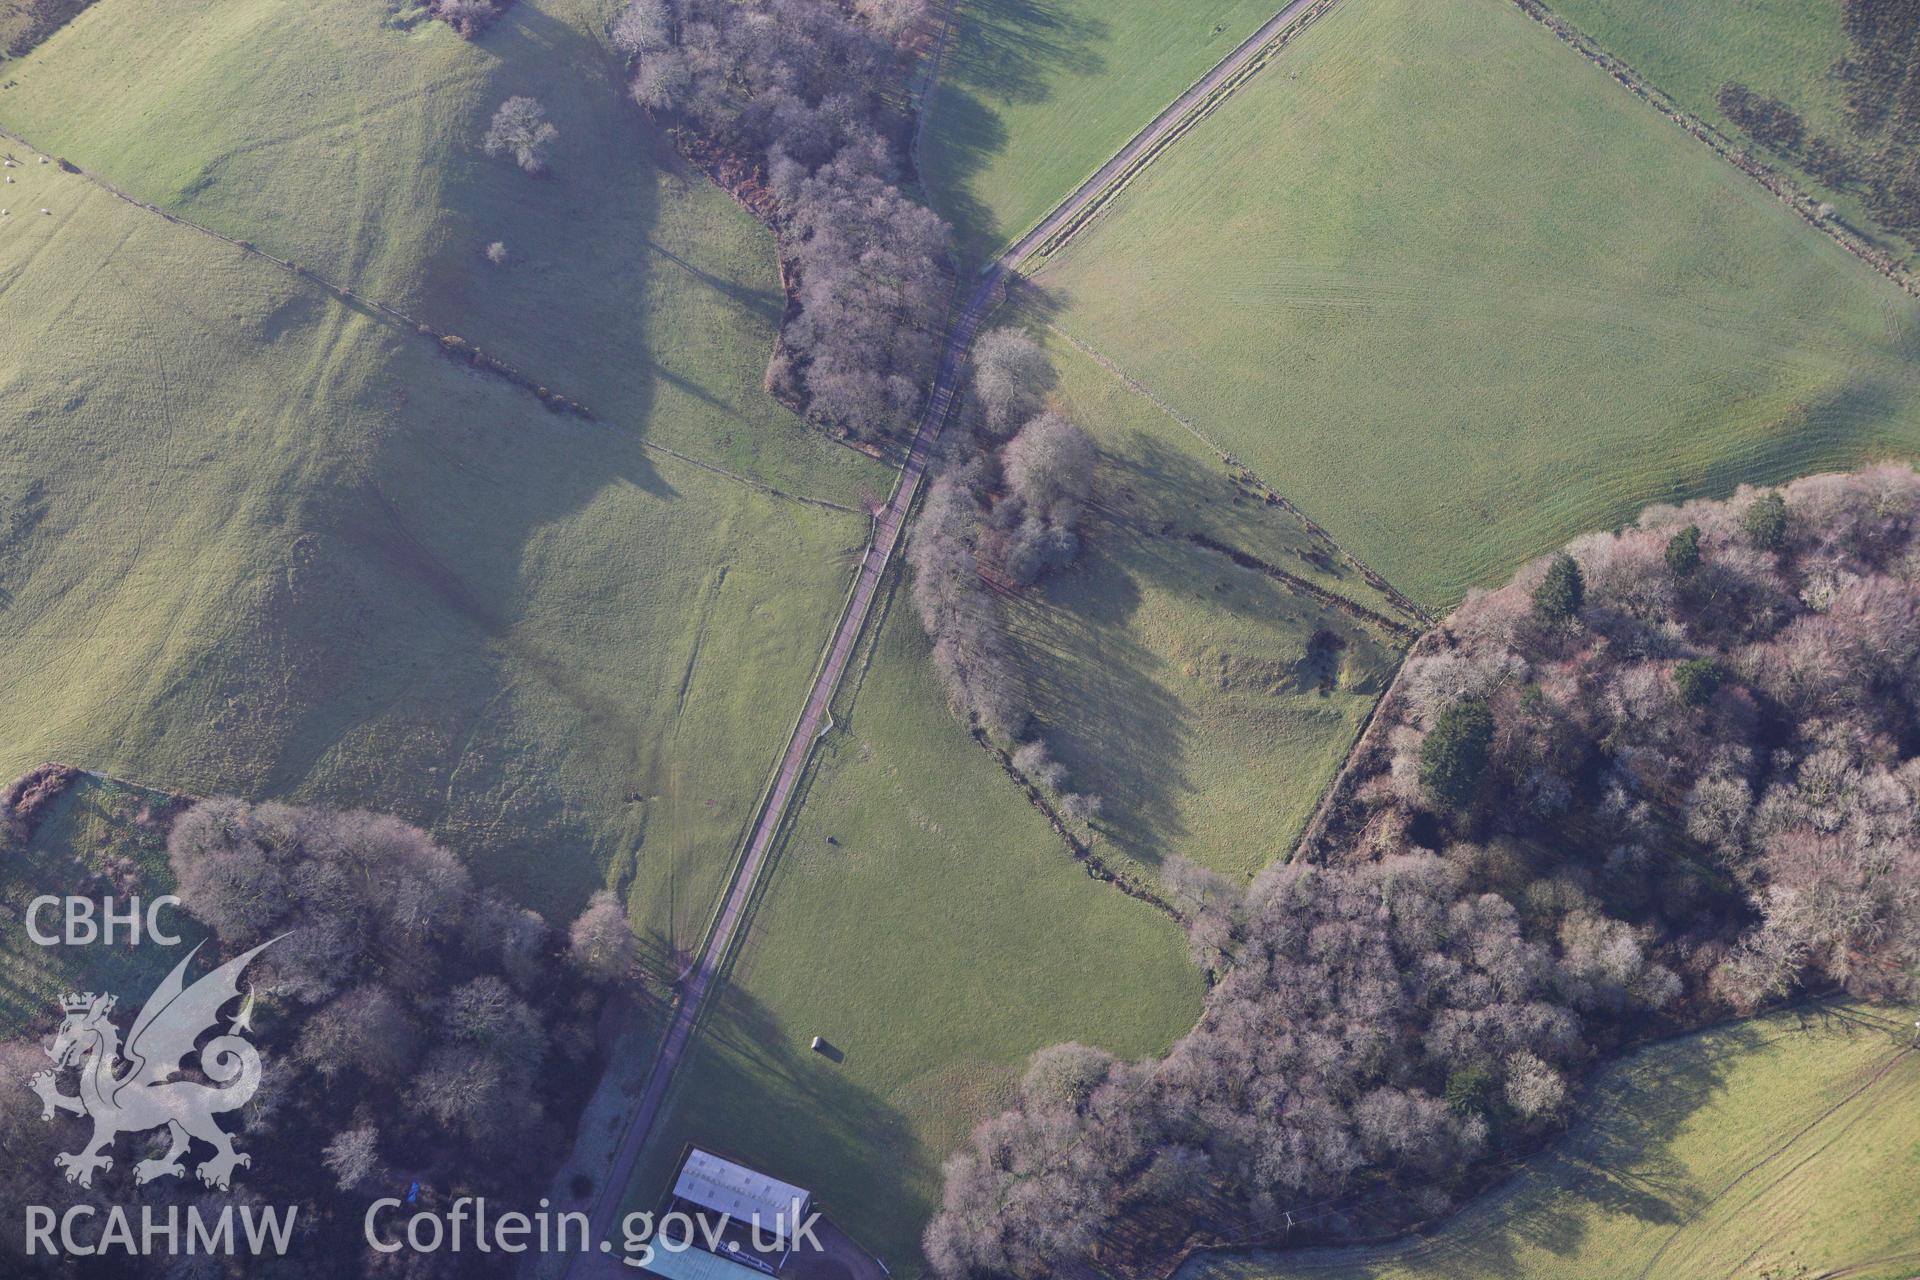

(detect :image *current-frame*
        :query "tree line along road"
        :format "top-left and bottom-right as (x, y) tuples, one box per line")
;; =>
(555, 2), (1341, 1273)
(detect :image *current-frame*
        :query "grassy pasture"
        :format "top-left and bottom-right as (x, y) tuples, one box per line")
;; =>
(1543, 0), (1852, 145)
(0, 0), (94, 58)
(1001, 316), (1401, 881)
(0, 0), (889, 497)
(613, 322), (1415, 1259)
(1542, 0), (1901, 262)
(0, 776), (196, 1038)
(1036, 0), (1920, 605)
(622, 581), (1204, 1268)
(918, 0), (1284, 266)
(0, 158), (869, 948)
(1182, 1003), (1920, 1280)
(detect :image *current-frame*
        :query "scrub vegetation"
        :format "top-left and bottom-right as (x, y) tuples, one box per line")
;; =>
(928, 468), (1920, 1278)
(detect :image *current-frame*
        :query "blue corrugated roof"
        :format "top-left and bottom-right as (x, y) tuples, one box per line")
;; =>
(641, 1245), (773, 1280)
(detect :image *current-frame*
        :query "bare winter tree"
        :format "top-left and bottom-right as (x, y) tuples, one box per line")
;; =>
(483, 96), (558, 174)
(782, 157), (949, 436)
(928, 466), (1920, 1278)
(436, 0), (505, 38)
(998, 412), (1095, 585)
(0, 1039), (94, 1259)
(411, 1044), (512, 1143)
(322, 1126), (385, 1193)
(1001, 413), (1095, 522)
(1012, 739), (1067, 790)
(568, 889), (639, 985)
(609, 0), (670, 53)
(2, 794), (638, 1270)
(608, 0), (947, 438)
(908, 471), (1027, 735)
(297, 985), (423, 1082)
(1056, 791), (1103, 825)
(854, 0), (931, 38)
(967, 328), (1053, 438)
(1503, 1051), (1568, 1123)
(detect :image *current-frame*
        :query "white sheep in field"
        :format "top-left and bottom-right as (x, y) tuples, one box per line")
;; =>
(40, 208), (49, 215)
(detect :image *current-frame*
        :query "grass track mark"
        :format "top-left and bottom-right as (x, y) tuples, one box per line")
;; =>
(1632, 1043), (1917, 1280)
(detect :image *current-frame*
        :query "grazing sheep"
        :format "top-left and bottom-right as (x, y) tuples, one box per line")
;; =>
(40, 208), (49, 215)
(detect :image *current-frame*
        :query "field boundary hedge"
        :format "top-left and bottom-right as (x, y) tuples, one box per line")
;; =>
(1511, 0), (1920, 300)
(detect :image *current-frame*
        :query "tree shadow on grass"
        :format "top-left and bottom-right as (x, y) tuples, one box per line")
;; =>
(642, 983), (926, 1259)
(1242, 1018), (1787, 1280)
(950, 0), (1109, 107)
(419, 0), (781, 446)
(644, 236), (785, 326)
(1688, 369), (1911, 506)
(1008, 528), (1192, 871)
(183, 0), (818, 928)
(1005, 427), (1305, 868)
(925, 0), (1111, 258)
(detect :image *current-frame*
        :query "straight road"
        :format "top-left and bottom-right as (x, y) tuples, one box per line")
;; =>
(559, 3), (1331, 1271)
(1000, 0), (1329, 267)
(560, 284), (999, 1280)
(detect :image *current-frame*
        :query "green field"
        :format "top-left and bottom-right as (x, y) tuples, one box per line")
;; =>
(1542, 0), (1901, 262)
(1000, 316), (1402, 881)
(1182, 1004), (1920, 1280)
(0, 0), (93, 59)
(1543, 0), (1851, 147)
(623, 578), (1204, 1268)
(0, 776), (194, 1038)
(610, 314), (1420, 1261)
(1035, 0), (1920, 604)
(0, 2), (885, 946)
(0, 0), (886, 495)
(22, 6), (1920, 1280)
(918, 0), (1282, 265)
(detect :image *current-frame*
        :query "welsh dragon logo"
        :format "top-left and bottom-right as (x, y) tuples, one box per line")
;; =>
(28, 939), (277, 1190)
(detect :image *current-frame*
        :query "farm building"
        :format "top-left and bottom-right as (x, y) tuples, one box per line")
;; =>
(673, 1147), (811, 1240)
(651, 1147), (812, 1275)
